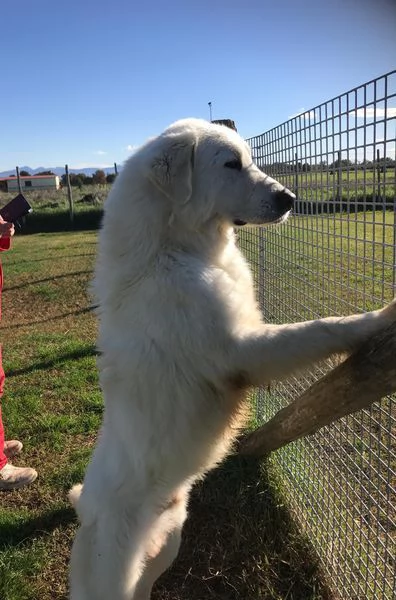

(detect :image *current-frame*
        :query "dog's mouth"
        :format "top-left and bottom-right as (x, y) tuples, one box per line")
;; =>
(233, 210), (291, 228)
(270, 210), (291, 225)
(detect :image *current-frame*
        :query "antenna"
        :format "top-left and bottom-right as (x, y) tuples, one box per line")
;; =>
(208, 101), (213, 121)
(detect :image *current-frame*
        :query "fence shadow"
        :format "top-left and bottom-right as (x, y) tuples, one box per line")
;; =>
(0, 507), (76, 551)
(154, 453), (331, 600)
(6, 345), (97, 378)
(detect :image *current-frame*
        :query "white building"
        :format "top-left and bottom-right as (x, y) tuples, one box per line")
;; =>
(0, 175), (60, 192)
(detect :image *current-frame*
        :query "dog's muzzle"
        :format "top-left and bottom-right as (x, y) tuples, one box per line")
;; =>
(274, 189), (295, 213)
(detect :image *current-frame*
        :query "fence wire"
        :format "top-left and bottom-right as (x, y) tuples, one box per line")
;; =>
(239, 70), (396, 600)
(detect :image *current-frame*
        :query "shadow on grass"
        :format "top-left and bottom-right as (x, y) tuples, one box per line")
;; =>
(155, 453), (331, 600)
(5, 270), (93, 292)
(6, 345), (97, 378)
(2, 306), (95, 330)
(0, 506), (76, 551)
(0, 453), (331, 599)
(5, 253), (96, 267)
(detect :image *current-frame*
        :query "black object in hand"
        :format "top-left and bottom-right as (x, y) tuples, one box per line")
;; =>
(0, 194), (32, 224)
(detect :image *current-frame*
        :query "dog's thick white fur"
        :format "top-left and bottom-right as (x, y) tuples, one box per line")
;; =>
(69, 118), (395, 600)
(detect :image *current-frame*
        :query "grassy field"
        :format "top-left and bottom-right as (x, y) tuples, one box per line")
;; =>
(241, 210), (394, 316)
(261, 168), (395, 203)
(0, 187), (107, 234)
(0, 228), (332, 600)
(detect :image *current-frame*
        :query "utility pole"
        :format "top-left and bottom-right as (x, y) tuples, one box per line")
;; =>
(208, 101), (213, 121)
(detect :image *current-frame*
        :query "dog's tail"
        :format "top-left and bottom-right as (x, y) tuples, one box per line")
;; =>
(69, 483), (97, 525)
(69, 483), (83, 509)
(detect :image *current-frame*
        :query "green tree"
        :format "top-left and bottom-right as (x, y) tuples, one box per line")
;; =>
(329, 158), (354, 169)
(70, 174), (85, 188)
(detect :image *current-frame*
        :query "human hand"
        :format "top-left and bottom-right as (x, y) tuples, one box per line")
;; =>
(0, 216), (15, 238)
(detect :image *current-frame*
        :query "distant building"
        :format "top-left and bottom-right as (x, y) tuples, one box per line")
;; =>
(0, 175), (60, 192)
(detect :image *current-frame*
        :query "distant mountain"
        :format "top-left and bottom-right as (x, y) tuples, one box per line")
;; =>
(0, 166), (117, 177)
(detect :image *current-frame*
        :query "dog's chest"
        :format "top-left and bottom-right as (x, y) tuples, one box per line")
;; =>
(218, 244), (261, 325)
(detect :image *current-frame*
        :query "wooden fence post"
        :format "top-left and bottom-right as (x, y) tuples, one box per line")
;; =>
(16, 166), (22, 194)
(65, 164), (74, 223)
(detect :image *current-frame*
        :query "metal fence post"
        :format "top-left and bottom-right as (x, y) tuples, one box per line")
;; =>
(337, 150), (342, 201)
(376, 148), (381, 201)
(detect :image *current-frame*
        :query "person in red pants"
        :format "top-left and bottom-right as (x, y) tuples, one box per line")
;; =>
(0, 215), (37, 490)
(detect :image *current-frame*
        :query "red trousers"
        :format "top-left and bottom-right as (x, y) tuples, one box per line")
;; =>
(0, 345), (6, 470)
(0, 237), (11, 470)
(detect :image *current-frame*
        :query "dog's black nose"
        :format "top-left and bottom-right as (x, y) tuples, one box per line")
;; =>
(274, 189), (295, 212)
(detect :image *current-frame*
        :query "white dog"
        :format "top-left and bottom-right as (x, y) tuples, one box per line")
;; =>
(69, 118), (395, 600)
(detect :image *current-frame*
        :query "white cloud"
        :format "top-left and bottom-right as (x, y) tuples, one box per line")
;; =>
(94, 150), (107, 155)
(355, 145), (395, 162)
(288, 108), (315, 120)
(70, 162), (113, 169)
(126, 144), (138, 153)
(349, 107), (396, 119)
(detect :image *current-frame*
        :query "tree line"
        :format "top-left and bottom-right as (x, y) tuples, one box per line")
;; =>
(12, 170), (116, 187)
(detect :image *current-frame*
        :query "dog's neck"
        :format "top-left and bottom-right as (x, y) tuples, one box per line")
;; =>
(98, 182), (239, 293)
(163, 216), (236, 265)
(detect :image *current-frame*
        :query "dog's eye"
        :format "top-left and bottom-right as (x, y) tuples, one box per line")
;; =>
(224, 159), (242, 171)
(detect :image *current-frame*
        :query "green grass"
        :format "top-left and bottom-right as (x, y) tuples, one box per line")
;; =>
(0, 231), (99, 600)
(239, 211), (395, 600)
(241, 210), (394, 317)
(270, 168), (395, 203)
(253, 390), (396, 600)
(0, 186), (106, 234)
(0, 229), (332, 600)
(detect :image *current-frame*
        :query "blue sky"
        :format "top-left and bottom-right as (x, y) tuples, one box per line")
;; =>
(1, 0), (395, 171)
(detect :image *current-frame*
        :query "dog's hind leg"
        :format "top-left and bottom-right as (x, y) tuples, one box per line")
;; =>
(69, 521), (102, 600)
(133, 490), (189, 600)
(70, 497), (157, 600)
(133, 527), (182, 600)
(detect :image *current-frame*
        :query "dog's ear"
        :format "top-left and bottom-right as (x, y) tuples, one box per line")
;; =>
(148, 131), (197, 204)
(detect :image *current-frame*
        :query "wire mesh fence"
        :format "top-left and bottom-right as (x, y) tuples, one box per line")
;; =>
(239, 70), (396, 599)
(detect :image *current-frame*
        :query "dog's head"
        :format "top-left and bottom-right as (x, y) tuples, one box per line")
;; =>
(146, 118), (295, 228)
